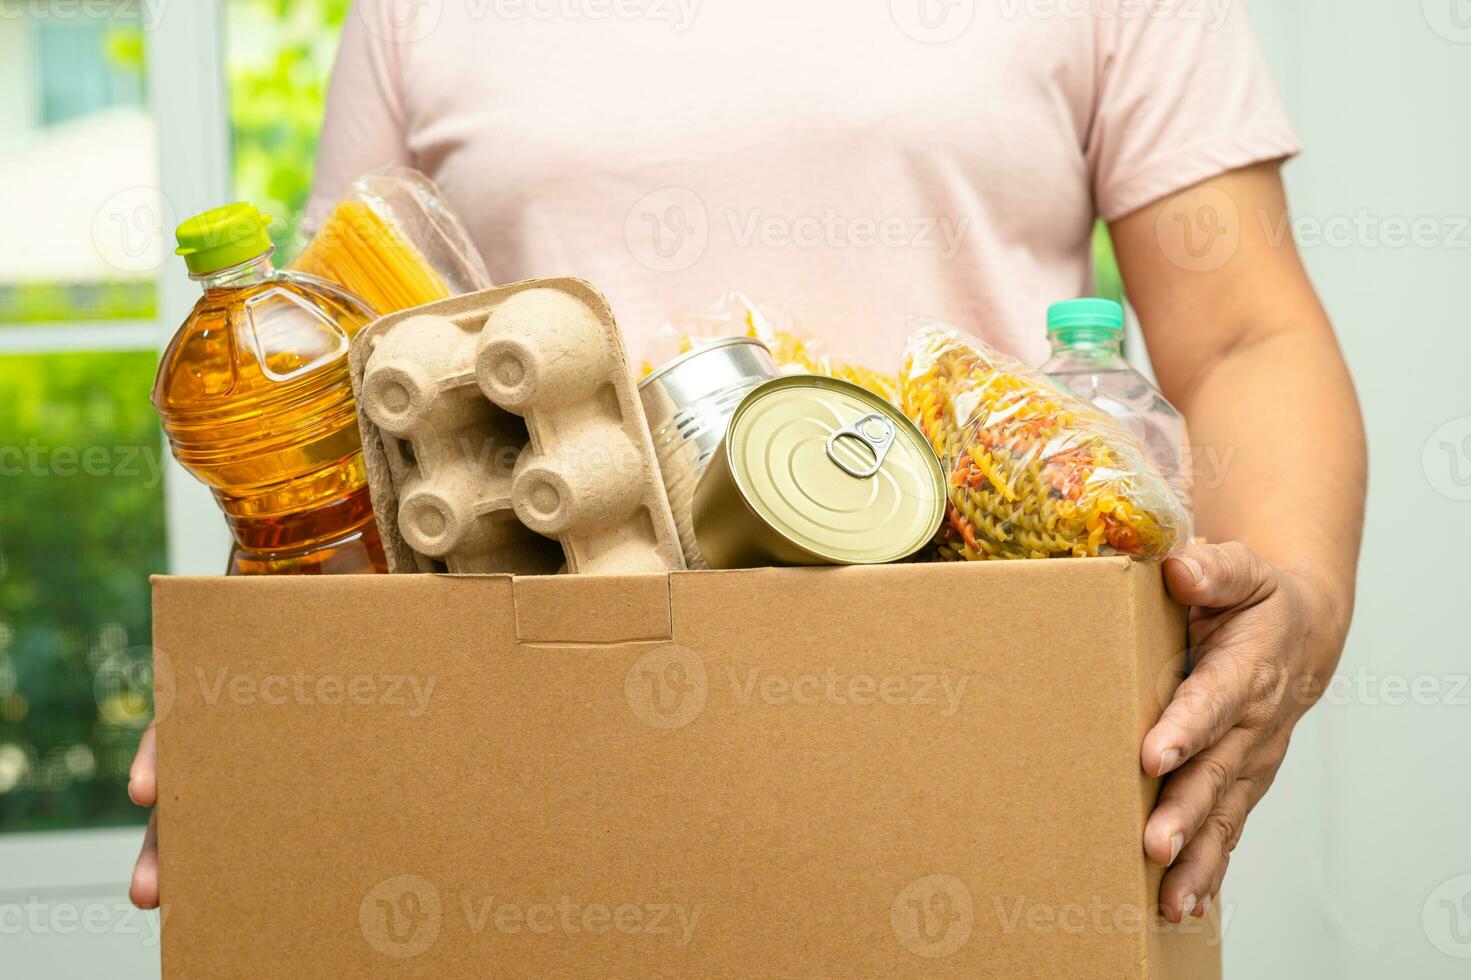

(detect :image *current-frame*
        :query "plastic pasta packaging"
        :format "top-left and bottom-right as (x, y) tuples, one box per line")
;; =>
(900, 319), (1191, 561)
(291, 166), (492, 316)
(643, 292), (898, 403)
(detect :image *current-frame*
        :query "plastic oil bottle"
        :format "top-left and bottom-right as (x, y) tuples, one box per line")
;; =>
(1041, 299), (1193, 514)
(153, 203), (387, 574)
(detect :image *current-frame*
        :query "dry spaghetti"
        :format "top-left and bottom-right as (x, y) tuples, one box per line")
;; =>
(292, 199), (451, 316)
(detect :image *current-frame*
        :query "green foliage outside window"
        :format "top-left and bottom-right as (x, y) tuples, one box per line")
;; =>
(0, 353), (166, 832)
(227, 0), (351, 260)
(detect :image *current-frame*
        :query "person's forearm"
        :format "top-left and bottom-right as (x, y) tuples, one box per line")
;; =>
(1174, 323), (1366, 676)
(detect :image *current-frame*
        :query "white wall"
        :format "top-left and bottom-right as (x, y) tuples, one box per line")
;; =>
(1224, 2), (1471, 976)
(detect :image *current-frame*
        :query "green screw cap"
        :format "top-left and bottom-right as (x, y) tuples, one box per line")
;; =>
(1047, 298), (1124, 341)
(175, 202), (273, 276)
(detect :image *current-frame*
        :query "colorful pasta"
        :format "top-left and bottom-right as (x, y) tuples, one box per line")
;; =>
(900, 320), (1190, 561)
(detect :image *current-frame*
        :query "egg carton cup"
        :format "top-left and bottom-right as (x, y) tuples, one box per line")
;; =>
(350, 278), (686, 576)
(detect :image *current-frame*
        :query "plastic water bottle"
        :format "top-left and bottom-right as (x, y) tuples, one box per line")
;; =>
(1040, 299), (1192, 513)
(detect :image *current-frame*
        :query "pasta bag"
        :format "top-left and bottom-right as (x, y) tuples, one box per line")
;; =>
(642, 292), (898, 404)
(900, 319), (1191, 561)
(291, 166), (492, 316)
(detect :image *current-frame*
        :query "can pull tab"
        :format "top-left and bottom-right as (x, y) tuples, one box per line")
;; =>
(825, 413), (896, 480)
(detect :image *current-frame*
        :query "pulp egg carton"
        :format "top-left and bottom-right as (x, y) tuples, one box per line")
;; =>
(349, 278), (686, 576)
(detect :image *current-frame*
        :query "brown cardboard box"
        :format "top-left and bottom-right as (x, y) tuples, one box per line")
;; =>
(152, 558), (1223, 978)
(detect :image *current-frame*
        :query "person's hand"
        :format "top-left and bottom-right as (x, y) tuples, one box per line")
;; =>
(128, 720), (159, 909)
(1142, 542), (1338, 923)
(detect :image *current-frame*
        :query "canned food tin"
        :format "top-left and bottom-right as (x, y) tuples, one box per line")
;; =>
(692, 376), (945, 568)
(638, 338), (780, 568)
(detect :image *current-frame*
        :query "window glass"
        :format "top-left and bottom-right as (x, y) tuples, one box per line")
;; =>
(0, 352), (165, 831)
(0, 4), (160, 832)
(226, 0), (350, 260)
(38, 21), (144, 127)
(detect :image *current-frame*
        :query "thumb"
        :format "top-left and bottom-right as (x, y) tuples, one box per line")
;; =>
(1164, 543), (1276, 610)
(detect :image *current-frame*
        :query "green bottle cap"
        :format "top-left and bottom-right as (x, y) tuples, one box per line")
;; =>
(174, 202), (274, 276)
(1047, 298), (1124, 343)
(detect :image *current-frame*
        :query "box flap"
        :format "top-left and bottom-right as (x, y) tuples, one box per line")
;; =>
(513, 573), (672, 644)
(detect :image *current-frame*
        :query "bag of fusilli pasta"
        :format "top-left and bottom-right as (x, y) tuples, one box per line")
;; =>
(900, 319), (1190, 561)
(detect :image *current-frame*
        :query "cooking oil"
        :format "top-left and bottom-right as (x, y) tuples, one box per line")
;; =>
(153, 202), (386, 574)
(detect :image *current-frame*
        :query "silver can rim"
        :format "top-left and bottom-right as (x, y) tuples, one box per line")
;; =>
(637, 336), (775, 391)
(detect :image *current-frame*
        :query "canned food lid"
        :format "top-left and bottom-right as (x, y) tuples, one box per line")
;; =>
(725, 376), (945, 564)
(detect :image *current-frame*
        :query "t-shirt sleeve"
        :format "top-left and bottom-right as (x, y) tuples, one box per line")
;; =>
(1086, 3), (1300, 222)
(305, 0), (414, 230)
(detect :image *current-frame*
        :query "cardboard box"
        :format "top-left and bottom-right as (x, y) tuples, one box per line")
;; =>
(152, 558), (1222, 978)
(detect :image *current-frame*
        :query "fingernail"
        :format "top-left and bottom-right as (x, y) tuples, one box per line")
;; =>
(1168, 832), (1184, 866)
(1181, 894), (1197, 920)
(1177, 556), (1204, 584)
(1158, 748), (1181, 776)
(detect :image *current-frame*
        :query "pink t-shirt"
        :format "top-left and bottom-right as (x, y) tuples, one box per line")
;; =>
(309, 0), (1298, 371)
